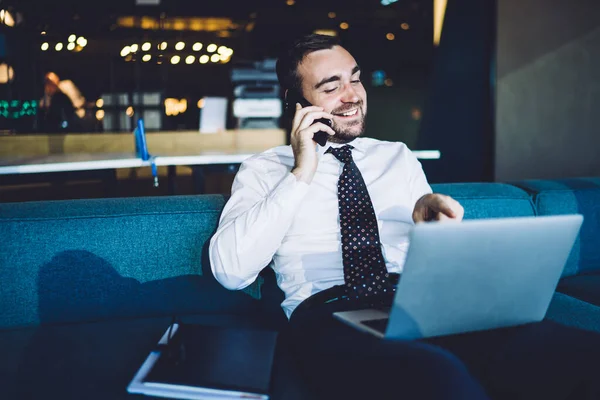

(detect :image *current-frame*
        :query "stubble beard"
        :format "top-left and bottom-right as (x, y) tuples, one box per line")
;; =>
(328, 107), (367, 144)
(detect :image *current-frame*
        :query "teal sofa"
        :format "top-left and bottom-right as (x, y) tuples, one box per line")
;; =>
(1, 177), (600, 399)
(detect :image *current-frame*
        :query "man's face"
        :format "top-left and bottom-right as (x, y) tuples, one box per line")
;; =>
(297, 45), (367, 143)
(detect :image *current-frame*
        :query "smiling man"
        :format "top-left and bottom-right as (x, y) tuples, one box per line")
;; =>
(209, 34), (600, 399)
(210, 34), (463, 318)
(209, 34), (484, 399)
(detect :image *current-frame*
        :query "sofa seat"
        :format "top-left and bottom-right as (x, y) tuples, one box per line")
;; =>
(556, 273), (600, 306)
(2, 180), (600, 399)
(546, 292), (600, 332)
(514, 178), (600, 312)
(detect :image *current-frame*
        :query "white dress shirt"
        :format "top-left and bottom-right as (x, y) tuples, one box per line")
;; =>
(209, 137), (432, 318)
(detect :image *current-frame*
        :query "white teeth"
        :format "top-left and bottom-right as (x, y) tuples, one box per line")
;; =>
(341, 109), (357, 116)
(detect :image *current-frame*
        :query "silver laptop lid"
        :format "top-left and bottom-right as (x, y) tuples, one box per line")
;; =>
(386, 215), (583, 340)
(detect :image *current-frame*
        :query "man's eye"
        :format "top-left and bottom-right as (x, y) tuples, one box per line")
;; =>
(351, 79), (361, 84)
(324, 88), (337, 94)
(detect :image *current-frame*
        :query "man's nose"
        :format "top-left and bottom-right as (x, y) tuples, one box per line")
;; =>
(340, 83), (360, 103)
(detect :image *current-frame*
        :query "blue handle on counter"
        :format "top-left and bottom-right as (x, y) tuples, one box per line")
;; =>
(134, 118), (158, 187)
(135, 119), (150, 161)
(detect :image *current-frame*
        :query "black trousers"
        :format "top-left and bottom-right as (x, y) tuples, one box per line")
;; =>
(276, 286), (600, 400)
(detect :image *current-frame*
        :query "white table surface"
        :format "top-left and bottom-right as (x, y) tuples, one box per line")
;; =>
(0, 150), (440, 175)
(0, 152), (256, 175)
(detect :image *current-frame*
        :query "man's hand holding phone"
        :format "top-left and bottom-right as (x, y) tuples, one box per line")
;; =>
(290, 103), (335, 184)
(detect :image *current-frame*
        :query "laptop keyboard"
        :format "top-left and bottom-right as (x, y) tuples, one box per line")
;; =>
(362, 318), (389, 334)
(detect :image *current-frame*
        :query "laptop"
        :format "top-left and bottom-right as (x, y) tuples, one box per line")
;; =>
(333, 214), (583, 340)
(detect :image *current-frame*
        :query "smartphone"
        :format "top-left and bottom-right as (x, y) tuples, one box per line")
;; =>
(297, 97), (333, 147)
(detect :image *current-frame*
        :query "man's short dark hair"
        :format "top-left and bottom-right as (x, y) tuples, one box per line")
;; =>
(276, 34), (341, 94)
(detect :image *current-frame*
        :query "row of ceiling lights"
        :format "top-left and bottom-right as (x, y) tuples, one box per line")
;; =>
(120, 42), (234, 64)
(40, 34), (88, 52)
(123, 53), (228, 64)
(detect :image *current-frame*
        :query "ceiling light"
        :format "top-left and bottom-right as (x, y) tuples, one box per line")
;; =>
(130, 44), (139, 52)
(401, 23), (410, 30)
(96, 110), (105, 120)
(210, 54), (220, 63)
(192, 42), (203, 51)
(207, 44), (217, 53)
(171, 55), (180, 64)
(199, 55), (209, 64)
(126, 106), (134, 117)
(340, 22), (349, 30)
(120, 46), (131, 57)
(41, 42), (49, 51)
(67, 42), (76, 51)
(175, 41), (185, 51)
(217, 46), (228, 54)
(76, 37), (87, 47)
(434, 0), (447, 46)
(68, 34), (76, 43)
(159, 42), (167, 50)
(96, 99), (104, 108)
(0, 10), (15, 27)
(328, 12), (336, 18)
(142, 42), (151, 51)
(314, 29), (337, 37)
(55, 43), (63, 51)
(386, 33), (395, 40)
(185, 55), (195, 64)
(0, 63), (14, 83)
(142, 54), (152, 62)
(286, 0), (295, 5)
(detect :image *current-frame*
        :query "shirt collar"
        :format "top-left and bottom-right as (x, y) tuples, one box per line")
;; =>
(318, 137), (368, 158)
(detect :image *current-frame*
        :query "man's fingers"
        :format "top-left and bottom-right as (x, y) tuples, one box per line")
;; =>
(412, 208), (426, 223)
(297, 111), (334, 133)
(299, 122), (335, 138)
(435, 213), (451, 221)
(412, 194), (465, 224)
(432, 197), (456, 218)
(292, 105), (324, 127)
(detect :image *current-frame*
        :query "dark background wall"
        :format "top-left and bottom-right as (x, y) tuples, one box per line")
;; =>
(416, 0), (496, 184)
(495, 0), (600, 181)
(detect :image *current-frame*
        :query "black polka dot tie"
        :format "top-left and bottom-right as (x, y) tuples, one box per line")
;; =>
(326, 145), (395, 304)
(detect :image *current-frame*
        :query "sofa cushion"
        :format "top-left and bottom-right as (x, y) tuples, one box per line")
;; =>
(0, 195), (262, 330)
(0, 314), (280, 400)
(514, 178), (600, 276)
(556, 273), (600, 307)
(545, 292), (600, 333)
(431, 183), (535, 219)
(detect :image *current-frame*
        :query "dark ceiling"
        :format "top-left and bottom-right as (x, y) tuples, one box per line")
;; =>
(2, 0), (434, 100)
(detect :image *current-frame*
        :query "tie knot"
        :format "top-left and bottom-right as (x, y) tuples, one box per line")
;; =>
(326, 145), (354, 164)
